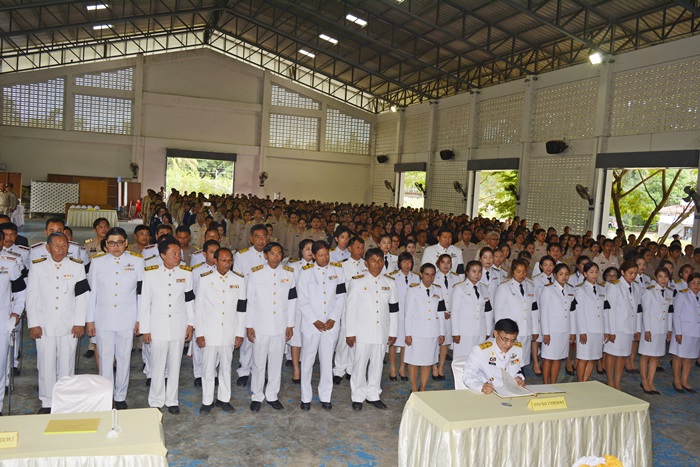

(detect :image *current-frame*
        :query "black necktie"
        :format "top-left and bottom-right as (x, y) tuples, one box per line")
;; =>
(661, 289), (664, 298)
(474, 286), (480, 299)
(426, 288), (430, 297)
(562, 288), (565, 296)
(444, 276), (449, 288)
(384, 256), (389, 270)
(548, 276), (552, 284)
(486, 271), (490, 281)
(593, 286), (597, 295)
(629, 286), (632, 294)
(519, 283), (524, 296)
(405, 275), (408, 284)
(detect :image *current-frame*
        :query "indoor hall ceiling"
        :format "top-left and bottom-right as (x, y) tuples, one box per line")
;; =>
(1, 0), (699, 112)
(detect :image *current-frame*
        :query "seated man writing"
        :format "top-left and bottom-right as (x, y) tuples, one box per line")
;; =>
(463, 318), (526, 394)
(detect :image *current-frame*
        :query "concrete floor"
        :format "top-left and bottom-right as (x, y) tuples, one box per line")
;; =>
(6, 219), (700, 466)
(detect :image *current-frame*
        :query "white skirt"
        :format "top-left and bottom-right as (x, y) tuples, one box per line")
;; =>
(442, 316), (453, 346)
(288, 309), (302, 347)
(603, 332), (633, 357)
(541, 332), (570, 360)
(404, 337), (439, 366)
(453, 335), (482, 360)
(669, 335), (700, 359)
(639, 333), (668, 357)
(576, 333), (603, 360)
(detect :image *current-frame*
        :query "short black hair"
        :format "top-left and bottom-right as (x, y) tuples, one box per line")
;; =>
(298, 238), (314, 257)
(214, 247), (232, 260)
(157, 235), (180, 255)
(45, 217), (65, 229)
(364, 247), (383, 262)
(263, 242), (284, 256)
(134, 224), (151, 235)
(348, 236), (364, 248)
(92, 217), (110, 229)
(494, 318), (519, 335)
(419, 262), (436, 274)
(105, 227), (128, 240)
(334, 225), (352, 239)
(311, 240), (330, 254)
(203, 239), (220, 253)
(250, 223), (268, 236)
(0, 222), (17, 233)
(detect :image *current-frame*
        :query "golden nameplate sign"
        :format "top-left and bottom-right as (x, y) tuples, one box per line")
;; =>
(0, 432), (18, 449)
(527, 396), (568, 411)
(44, 419), (100, 434)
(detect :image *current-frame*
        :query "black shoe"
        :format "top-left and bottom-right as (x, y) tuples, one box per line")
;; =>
(696, 361), (700, 368)
(399, 374), (408, 381)
(673, 385), (686, 393)
(194, 377), (202, 387)
(389, 375), (397, 382)
(200, 404), (213, 415)
(37, 407), (51, 414)
(321, 402), (332, 410)
(651, 390), (661, 395)
(345, 374), (351, 380)
(431, 374), (438, 381)
(333, 376), (342, 385)
(250, 401), (261, 412)
(352, 402), (363, 411)
(167, 405), (180, 414)
(682, 386), (697, 394)
(300, 402), (311, 410)
(285, 360), (293, 367)
(146, 378), (151, 387)
(368, 399), (387, 409)
(596, 368), (606, 375)
(445, 354), (453, 361)
(236, 375), (249, 387)
(292, 378), (301, 385)
(12, 367), (20, 377)
(566, 369), (575, 376)
(640, 383), (654, 395)
(267, 400), (284, 410)
(625, 368), (640, 374)
(84, 350), (95, 358)
(215, 377), (219, 386)
(656, 366), (665, 372)
(216, 400), (235, 412)
(114, 401), (128, 410)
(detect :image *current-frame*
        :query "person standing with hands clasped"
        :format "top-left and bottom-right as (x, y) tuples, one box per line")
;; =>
(345, 248), (399, 411)
(670, 272), (700, 393)
(404, 263), (446, 393)
(539, 263), (576, 384)
(639, 266), (673, 395)
(462, 318), (525, 394)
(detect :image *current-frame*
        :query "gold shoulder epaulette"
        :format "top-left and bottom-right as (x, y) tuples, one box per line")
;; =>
(145, 265), (159, 271)
(84, 239), (92, 244)
(479, 341), (493, 350)
(545, 282), (553, 287)
(239, 247), (250, 254)
(352, 274), (364, 280)
(288, 258), (300, 263)
(680, 288), (689, 293)
(409, 283), (420, 287)
(577, 282), (584, 287)
(433, 283), (441, 287)
(598, 282), (606, 287)
(513, 341), (522, 348)
(93, 252), (107, 258)
(70, 257), (84, 264)
(646, 285), (655, 290)
(179, 265), (192, 272)
(675, 279), (683, 284)
(331, 261), (343, 268)
(283, 265), (295, 273)
(451, 271), (460, 276)
(455, 280), (466, 286)
(389, 270), (398, 275)
(612, 279), (620, 284)
(330, 247), (336, 251)
(193, 250), (202, 255)
(32, 257), (47, 264)
(129, 251), (143, 258)
(500, 279), (509, 285)
(233, 271), (244, 278)
(31, 243), (45, 249)
(533, 272), (542, 278)
(302, 263), (314, 270)
(251, 265), (263, 273)
(384, 274), (395, 280)
(200, 270), (213, 277)
(192, 262), (203, 269)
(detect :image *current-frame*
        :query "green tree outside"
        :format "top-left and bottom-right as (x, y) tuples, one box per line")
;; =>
(165, 157), (234, 196)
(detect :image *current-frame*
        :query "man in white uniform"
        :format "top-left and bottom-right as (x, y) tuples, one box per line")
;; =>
(0, 230), (24, 415)
(27, 232), (89, 413)
(195, 248), (247, 414)
(191, 239), (219, 387)
(421, 227), (465, 275)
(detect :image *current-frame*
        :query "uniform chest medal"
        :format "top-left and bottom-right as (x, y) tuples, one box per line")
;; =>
(432, 294), (440, 299)
(230, 285), (239, 289)
(63, 274), (74, 279)
(176, 278), (185, 283)
(328, 275), (338, 280)
(123, 264), (135, 272)
(280, 278), (289, 284)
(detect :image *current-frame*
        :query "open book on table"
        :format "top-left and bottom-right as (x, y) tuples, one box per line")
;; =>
(493, 369), (566, 398)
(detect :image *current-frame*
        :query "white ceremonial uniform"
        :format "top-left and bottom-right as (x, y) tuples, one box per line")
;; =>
(404, 283), (446, 366)
(421, 244), (465, 275)
(568, 270), (585, 288)
(573, 282), (607, 360)
(389, 269), (421, 347)
(246, 263), (297, 403)
(0, 253), (24, 412)
(639, 284), (673, 357)
(462, 338), (525, 393)
(345, 272), (399, 403)
(532, 272), (555, 342)
(286, 258), (313, 349)
(5, 244), (30, 271)
(539, 282), (575, 360)
(194, 268), (247, 406)
(603, 279), (642, 357)
(297, 261), (346, 404)
(381, 253), (398, 274)
(139, 264), (195, 408)
(190, 250), (205, 268)
(670, 288), (700, 359)
(5, 245), (29, 368)
(29, 242), (86, 269)
(232, 247), (267, 379)
(329, 247), (351, 263)
(435, 270), (461, 346)
(479, 266), (502, 298)
(69, 241), (91, 266)
(27, 256), (89, 409)
(493, 278), (537, 366)
(334, 257), (368, 378)
(86, 251), (144, 402)
(190, 262), (216, 380)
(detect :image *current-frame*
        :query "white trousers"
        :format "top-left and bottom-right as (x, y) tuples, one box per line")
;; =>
(192, 329), (203, 378)
(96, 328), (133, 402)
(12, 318), (21, 367)
(301, 330), (338, 403)
(36, 334), (77, 408)
(202, 345), (233, 405)
(520, 335), (532, 366)
(251, 334), (284, 402)
(236, 337), (253, 377)
(142, 342), (152, 377)
(148, 338), (184, 408)
(333, 325), (355, 377)
(350, 343), (385, 403)
(0, 329), (11, 411)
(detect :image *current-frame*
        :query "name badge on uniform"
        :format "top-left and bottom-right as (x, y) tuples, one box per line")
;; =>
(124, 267), (134, 272)
(63, 275), (74, 279)
(176, 278), (185, 283)
(230, 285), (239, 289)
(0, 270), (7, 275)
(488, 361), (496, 366)
(511, 358), (520, 365)
(432, 294), (440, 299)
(381, 286), (390, 291)
(528, 293), (534, 297)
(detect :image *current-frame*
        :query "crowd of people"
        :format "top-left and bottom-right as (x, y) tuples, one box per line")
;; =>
(1, 186), (698, 416)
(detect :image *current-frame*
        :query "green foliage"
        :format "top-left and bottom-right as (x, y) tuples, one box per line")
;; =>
(165, 157), (234, 196)
(479, 170), (518, 219)
(402, 171), (425, 209)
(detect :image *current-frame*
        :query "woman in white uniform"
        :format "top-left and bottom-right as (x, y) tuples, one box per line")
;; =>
(573, 261), (606, 382)
(539, 263), (576, 384)
(404, 263), (446, 392)
(603, 260), (641, 390)
(639, 266), (673, 395)
(433, 254), (460, 380)
(450, 260), (492, 389)
(531, 255), (555, 376)
(670, 272), (700, 393)
(286, 239), (314, 384)
(388, 251), (420, 381)
(494, 259), (537, 366)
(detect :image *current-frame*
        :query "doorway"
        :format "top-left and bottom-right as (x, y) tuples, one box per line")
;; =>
(476, 170), (519, 219)
(399, 171), (426, 209)
(165, 149), (236, 196)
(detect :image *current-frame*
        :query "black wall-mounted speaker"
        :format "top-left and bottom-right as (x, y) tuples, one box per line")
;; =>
(439, 150), (455, 160)
(546, 140), (568, 154)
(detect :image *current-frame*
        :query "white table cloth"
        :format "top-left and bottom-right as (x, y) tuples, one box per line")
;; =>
(0, 408), (167, 466)
(66, 208), (118, 228)
(398, 381), (651, 467)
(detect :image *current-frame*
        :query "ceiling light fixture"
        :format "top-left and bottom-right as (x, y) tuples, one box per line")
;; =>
(86, 4), (109, 10)
(93, 24), (113, 30)
(299, 49), (315, 58)
(390, 105), (397, 112)
(319, 34), (338, 45)
(346, 14), (367, 27)
(589, 52), (603, 65)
